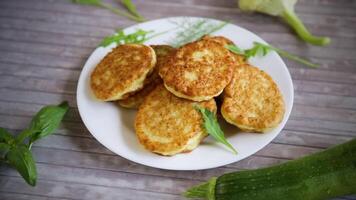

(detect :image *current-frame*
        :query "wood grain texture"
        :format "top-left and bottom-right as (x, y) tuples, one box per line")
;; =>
(0, 0), (355, 199)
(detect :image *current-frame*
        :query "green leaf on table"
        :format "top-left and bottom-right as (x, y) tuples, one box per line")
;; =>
(6, 144), (37, 186)
(71, 0), (144, 22)
(0, 143), (11, 158)
(0, 128), (15, 144)
(121, 0), (145, 20)
(29, 102), (69, 144)
(195, 106), (237, 154)
(71, 0), (102, 6)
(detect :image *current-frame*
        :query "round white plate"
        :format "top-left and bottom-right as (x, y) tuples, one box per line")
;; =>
(77, 17), (294, 170)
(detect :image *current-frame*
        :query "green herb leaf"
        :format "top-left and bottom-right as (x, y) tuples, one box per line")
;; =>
(169, 19), (228, 47)
(0, 128), (15, 144)
(99, 29), (156, 47)
(195, 106), (237, 154)
(29, 102), (69, 144)
(121, 0), (145, 20)
(6, 144), (37, 186)
(226, 42), (318, 68)
(15, 129), (39, 145)
(71, 0), (144, 22)
(0, 143), (11, 158)
(71, 0), (102, 6)
(225, 44), (245, 55)
(244, 42), (271, 58)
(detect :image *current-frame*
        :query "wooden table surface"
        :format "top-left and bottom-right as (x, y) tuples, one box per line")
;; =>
(0, 0), (355, 199)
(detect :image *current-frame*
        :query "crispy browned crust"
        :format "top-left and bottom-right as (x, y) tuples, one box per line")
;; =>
(135, 85), (216, 156)
(117, 45), (175, 108)
(221, 64), (285, 132)
(202, 35), (246, 67)
(117, 74), (162, 109)
(90, 44), (156, 101)
(159, 39), (234, 101)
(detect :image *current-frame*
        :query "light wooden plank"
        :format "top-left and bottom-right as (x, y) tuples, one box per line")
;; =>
(0, 51), (83, 69)
(0, 75), (76, 94)
(0, 39), (91, 59)
(0, 63), (80, 82)
(0, 192), (67, 200)
(291, 104), (356, 123)
(0, 176), (183, 200)
(0, 2), (355, 40)
(0, 164), (199, 196)
(289, 68), (356, 85)
(285, 118), (356, 136)
(0, 28), (100, 48)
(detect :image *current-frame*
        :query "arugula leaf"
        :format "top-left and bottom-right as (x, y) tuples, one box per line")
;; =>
(195, 106), (237, 154)
(28, 102), (69, 145)
(0, 128), (15, 144)
(100, 29), (158, 47)
(244, 42), (271, 58)
(225, 44), (245, 55)
(71, 0), (144, 22)
(121, 0), (145, 21)
(226, 42), (318, 68)
(6, 144), (37, 186)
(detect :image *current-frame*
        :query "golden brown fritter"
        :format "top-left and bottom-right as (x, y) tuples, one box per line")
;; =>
(117, 45), (175, 109)
(90, 44), (156, 101)
(221, 64), (285, 132)
(202, 35), (246, 67)
(135, 85), (216, 156)
(159, 39), (235, 102)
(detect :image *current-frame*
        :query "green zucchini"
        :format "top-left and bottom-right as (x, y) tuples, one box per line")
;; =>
(185, 139), (356, 200)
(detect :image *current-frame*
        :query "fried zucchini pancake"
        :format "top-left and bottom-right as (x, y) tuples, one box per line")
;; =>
(221, 64), (285, 132)
(135, 85), (217, 156)
(90, 44), (156, 101)
(202, 35), (246, 67)
(159, 39), (234, 102)
(117, 45), (175, 108)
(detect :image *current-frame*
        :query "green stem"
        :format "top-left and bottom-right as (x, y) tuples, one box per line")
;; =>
(282, 10), (330, 46)
(268, 45), (319, 68)
(100, 3), (144, 22)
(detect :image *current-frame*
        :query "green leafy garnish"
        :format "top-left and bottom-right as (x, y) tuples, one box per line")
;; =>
(0, 102), (69, 186)
(121, 0), (145, 21)
(226, 42), (318, 68)
(99, 29), (167, 47)
(6, 144), (37, 186)
(169, 19), (228, 47)
(71, 0), (144, 22)
(238, 0), (330, 46)
(195, 106), (237, 154)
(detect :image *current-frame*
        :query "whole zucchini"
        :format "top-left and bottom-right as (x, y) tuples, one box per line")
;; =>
(185, 139), (356, 200)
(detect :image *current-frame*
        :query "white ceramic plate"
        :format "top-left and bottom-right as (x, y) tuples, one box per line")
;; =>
(77, 17), (294, 170)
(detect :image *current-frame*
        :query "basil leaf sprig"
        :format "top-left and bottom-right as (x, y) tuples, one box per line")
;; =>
(100, 29), (168, 47)
(226, 42), (318, 68)
(71, 0), (145, 22)
(0, 102), (69, 186)
(195, 106), (237, 154)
